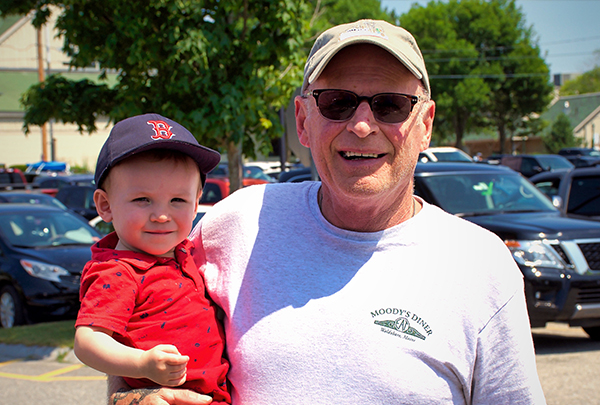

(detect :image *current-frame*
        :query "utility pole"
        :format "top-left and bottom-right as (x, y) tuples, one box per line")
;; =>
(36, 27), (48, 162)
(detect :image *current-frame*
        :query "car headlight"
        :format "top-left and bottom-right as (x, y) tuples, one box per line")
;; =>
(505, 240), (565, 270)
(20, 259), (70, 282)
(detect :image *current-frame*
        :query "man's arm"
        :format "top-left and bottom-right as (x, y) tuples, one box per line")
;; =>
(108, 375), (213, 405)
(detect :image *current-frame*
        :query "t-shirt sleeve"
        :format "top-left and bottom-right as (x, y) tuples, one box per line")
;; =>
(75, 260), (137, 336)
(471, 285), (547, 404)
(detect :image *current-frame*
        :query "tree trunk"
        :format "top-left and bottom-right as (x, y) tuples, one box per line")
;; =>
(227, 141), (243, 194)
(497, 123), (507, 154)
(454, 113), (466, 151)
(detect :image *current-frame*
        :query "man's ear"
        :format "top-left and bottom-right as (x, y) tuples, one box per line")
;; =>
(419, 100), (436, 152)
(295, 96), (310, 148)
(93, 189), (113, 223)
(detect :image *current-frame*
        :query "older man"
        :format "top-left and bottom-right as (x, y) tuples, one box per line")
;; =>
(111, 19), (546, 405)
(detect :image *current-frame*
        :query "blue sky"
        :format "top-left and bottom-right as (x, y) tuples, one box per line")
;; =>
(380, 0), (600, 77)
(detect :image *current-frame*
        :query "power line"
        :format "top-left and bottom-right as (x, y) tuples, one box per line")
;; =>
(430, 73), (549, 79)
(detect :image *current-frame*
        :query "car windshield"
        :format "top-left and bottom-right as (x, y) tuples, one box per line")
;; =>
(536, 156), (573, 170)
(0, 194), (68, 210)
(431, 150), (473, 162)
(243, 166), (273, 181)
(419, 172), (557, 216)
(0, 211), (99, 247)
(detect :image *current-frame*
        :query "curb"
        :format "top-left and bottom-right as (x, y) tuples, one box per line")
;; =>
(0, 343), (80, 363)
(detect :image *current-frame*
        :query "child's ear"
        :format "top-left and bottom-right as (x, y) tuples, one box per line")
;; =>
(93, 189), (113, 223)
(195, 188), (202, 210)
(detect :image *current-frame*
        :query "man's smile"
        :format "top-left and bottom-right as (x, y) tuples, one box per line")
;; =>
(341, 151), (385, 160)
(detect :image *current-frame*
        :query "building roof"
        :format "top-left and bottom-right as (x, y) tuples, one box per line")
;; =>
(541, 92), (600, 130)
(0, 15), (23, 39)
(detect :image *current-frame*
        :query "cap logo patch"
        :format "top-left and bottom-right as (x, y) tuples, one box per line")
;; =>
(147, 120), (175, 140)
(339, 21), (388, 41)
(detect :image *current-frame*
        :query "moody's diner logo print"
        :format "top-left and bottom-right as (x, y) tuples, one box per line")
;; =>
(147, 120), (176, 140)
(372, 307), (433, 342)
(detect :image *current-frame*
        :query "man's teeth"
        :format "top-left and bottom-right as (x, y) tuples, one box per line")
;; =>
(342, 152), (380, 159)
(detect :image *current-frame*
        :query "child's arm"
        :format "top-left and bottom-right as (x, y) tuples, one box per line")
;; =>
(74, 325), (189, 387)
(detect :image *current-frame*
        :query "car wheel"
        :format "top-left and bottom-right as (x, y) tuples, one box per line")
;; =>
(583, 326), (600, 341)
(0, 286), (25, 328)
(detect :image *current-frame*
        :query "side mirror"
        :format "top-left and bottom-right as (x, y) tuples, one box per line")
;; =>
(552, 196), (563, 209)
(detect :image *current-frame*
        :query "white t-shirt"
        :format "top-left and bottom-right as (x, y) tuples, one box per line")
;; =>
(191, 181), (546, 405)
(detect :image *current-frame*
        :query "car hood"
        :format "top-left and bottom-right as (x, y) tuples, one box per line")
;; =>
(13, 245), (92, 275)
(465, 211), (600, 241)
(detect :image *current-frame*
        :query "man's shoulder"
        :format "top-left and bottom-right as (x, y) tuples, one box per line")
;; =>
(214, 181), (314, 209)
(198, 182), (315, 232)
(420, 202), (505, 245)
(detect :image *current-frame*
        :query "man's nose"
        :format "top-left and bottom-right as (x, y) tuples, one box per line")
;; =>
(346, 101), (379, 138)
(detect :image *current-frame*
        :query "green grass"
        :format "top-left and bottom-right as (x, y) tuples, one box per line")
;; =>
(0, 320), (75, 348)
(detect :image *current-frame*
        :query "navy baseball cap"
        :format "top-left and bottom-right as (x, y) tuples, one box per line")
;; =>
(95, 113), (220, 188)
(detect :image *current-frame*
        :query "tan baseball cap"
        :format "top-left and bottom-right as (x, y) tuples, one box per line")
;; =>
(302, 19), (430, 96)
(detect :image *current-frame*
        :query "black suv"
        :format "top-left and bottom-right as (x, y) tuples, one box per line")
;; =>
(496, 154), (574, 177)
(414, 162), (600, 339)
(558, 147), (600, 167)
(531, 166), (600, 222)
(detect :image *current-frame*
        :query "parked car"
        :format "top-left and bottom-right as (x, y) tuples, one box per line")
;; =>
(245, 161), (301, 180)
(278, 167), (316, 183)
(0, 191), (69, 211)
(54, 185), (97, 220)
(495, 154), (574, 178)
(418, 146), (474, 163)
(32, 174), (94, 197)
(558, 147), (600, 168)
(0, 204), (101, 328)
(0, 168), (29, 191)
(530, 166), (600, 221)
(413, 162), (600, 339)
(208, 163), (274, 184)
(200, 176), (269, 204)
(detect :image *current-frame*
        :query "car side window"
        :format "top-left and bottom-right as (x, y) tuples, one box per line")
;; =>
(200, 183), (222, 204)
(568, 177), (600, 216)
(521, 157), (539, 177)
(533, 180), (560, 197)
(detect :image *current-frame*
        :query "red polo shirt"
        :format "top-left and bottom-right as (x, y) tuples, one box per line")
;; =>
(76, 232), (230, 403)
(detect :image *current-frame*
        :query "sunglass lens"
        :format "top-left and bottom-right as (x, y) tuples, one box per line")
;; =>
(317, 91), (357, 121)
(372, 94), (411, 123)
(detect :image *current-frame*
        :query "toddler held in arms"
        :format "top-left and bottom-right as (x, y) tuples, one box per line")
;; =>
(74, 113), (230, 404)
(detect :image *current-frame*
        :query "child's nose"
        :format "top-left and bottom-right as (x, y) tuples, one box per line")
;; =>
(151, 212), (170, 222)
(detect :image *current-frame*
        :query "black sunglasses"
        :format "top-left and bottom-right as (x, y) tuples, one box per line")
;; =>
(303, 89), (421, 124)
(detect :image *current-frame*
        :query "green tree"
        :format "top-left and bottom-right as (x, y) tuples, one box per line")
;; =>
(560, 66), (600, 96)
(306, 0), (395, 38)
(1, 0), (306, 192)
(542, 112), (579, 153)
(401, 0), (553, 153)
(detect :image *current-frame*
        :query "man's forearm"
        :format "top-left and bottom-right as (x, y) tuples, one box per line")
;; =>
(106, 374), (213, 405)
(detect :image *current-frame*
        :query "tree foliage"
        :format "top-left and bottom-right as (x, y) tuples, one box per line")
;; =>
(400, 0), (553, 153)
(560, 66), (600, 96)
(305, 0), (395, 40)
(542, 112), (579, 153)
(2, 0), (307, 191)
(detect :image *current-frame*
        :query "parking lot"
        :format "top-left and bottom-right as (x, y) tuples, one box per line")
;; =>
(533, 323), (600, 404)
(0, 323), (597, 404)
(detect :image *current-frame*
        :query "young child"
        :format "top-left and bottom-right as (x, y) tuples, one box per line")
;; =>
(74, 113), (230, 404)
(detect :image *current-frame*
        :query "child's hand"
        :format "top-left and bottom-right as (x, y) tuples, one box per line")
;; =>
(140, 344), (189, 387)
